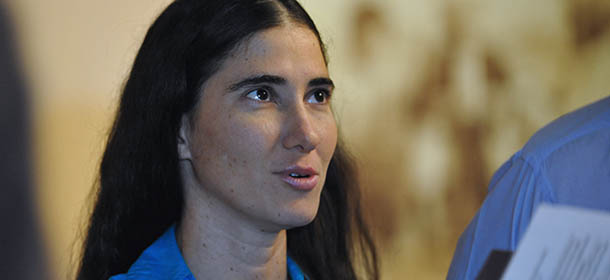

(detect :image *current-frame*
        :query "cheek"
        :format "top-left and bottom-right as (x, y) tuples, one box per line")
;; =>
(230, 114), (281, 157)
(193, 112), (281, 169)
(320, 115), (338, 162)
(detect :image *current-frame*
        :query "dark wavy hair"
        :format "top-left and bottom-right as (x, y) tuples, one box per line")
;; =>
(76, 0), (378, 279)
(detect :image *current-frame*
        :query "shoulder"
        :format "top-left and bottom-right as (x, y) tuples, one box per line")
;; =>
(448, 96), (610, 280)
(520, 96), (610, 165)
(109, 225), (194, 280)
(518, 96), (610, 208)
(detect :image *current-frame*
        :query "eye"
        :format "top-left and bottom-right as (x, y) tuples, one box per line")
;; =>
(306, 89), (331, 104)
(245, 88), (271, 102)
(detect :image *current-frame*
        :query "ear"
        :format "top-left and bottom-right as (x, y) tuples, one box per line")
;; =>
(177, 115), (192, 160)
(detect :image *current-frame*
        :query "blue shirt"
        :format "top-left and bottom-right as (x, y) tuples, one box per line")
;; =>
(447, 96), (610, 280)
(109, 225), (307, 280)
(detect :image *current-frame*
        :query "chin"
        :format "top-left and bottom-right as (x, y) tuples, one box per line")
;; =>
(276, 200), (321, 229)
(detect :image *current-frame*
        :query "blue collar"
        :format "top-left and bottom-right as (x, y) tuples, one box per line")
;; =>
(287, 255), (307, 280)
(109, 225), (307, 280)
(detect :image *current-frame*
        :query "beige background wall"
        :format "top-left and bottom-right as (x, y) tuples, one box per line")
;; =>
(4, 0), (610, 279)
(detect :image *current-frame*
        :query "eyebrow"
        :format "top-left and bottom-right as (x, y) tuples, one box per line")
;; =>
(228, 75), (287, 91)
(227, 75), (335, 91)
(308, 77), (335, 89)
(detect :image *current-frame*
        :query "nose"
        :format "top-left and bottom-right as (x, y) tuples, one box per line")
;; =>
(281, 106), (321, 153)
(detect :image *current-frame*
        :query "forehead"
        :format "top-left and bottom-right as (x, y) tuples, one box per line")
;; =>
(220, 25), (329, 79)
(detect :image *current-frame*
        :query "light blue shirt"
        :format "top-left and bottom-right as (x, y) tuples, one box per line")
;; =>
(109, 225), (307, 280)
(447, 96), (610, 280)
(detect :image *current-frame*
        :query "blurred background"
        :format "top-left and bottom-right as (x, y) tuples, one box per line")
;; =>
(2, 0), (609, 279)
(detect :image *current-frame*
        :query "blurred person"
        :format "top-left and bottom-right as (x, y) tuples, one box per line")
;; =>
(0, 3), (49, 280)
(447, 96), (610, 279)
(76, 0), (378, 279)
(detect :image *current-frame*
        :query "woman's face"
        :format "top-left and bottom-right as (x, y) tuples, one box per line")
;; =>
(179, 25), (337, 231)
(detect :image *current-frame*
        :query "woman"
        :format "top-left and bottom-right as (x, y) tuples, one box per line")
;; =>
(77, 0), (378, 279)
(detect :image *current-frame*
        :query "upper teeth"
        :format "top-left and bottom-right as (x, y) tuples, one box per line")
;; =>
(290, 173), (303, 177)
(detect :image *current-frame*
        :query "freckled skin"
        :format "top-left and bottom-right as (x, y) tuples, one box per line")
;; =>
(181, 25), (336, 231)
(177, 25), (337, 280)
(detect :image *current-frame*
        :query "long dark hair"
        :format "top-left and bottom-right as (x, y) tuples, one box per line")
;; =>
(77, 0), (378, 279)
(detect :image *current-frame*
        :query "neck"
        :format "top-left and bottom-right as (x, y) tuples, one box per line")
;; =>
(177, 181), (288, 280)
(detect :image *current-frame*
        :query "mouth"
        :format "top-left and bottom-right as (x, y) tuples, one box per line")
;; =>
(289, 172), (312, 178)
(274, 166), (320, 191)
